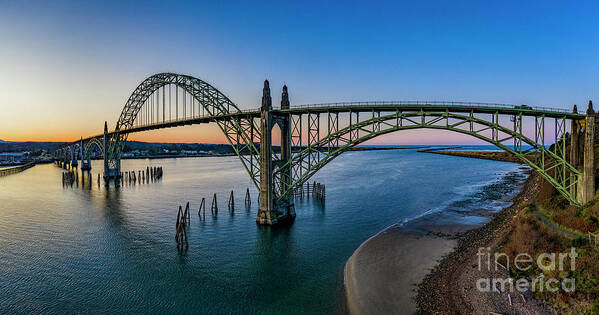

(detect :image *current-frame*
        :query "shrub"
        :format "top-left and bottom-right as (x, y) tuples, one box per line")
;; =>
(572, 236), (589, 247)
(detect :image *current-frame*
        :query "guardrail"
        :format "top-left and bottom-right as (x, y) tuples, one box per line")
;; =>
(60, 101), (576, 148)
(289, 101), (573, 114)
(0, 162), (35, 177)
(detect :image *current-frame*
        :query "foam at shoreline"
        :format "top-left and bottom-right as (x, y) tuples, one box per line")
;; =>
(344, 163), (530, 314)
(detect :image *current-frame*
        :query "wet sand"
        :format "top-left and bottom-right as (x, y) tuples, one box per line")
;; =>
(344, 152), (532, 314)
(344, 224), (463, 314)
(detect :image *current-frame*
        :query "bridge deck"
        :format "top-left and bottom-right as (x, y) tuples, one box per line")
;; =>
(284, 101), (582, 119)
(66, 102), (582, 146)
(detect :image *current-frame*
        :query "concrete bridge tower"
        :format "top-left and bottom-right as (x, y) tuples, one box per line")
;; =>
(102, 121), (121, 185)
(570, 101), (596, 204)
(103, 121), (109, 181)
(80, 137), (91, 171)
(256, 80), (296, 225)
(583, 101), (595, 204)
(570, 104), (582, 201)
(70, 144), (78, 168)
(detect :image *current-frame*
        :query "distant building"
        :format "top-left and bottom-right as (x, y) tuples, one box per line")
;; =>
(0, 152), (30, 165)
(0, 152), (28, 160)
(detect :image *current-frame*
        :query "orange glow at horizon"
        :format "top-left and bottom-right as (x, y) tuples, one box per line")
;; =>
(3, 122), (496, 145)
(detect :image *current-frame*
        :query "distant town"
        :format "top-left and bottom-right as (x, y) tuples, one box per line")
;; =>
(0, 140), (245, 167)
(0, 140), (421, 167)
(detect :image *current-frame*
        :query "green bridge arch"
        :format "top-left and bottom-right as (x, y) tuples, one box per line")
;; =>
(56, 73), (596, 225)
(273, 110), (582, 205)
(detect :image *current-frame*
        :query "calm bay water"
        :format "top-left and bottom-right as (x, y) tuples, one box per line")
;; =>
(0, 147), (525, 314)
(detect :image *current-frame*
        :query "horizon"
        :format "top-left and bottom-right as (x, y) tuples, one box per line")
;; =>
(0, 138), (502, 146)
(2, 2), (598, 313)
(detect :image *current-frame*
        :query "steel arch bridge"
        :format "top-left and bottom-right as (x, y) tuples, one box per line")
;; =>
(55, 73), (597, 225)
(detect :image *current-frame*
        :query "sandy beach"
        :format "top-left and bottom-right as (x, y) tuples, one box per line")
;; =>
(343, 153), (537, 314)
(344, 227), (456, 314)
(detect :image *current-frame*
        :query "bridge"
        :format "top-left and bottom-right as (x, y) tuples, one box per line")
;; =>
(54, 73), (597, 225)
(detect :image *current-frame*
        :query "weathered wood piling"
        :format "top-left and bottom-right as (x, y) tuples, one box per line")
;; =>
(211, 193), (218, 215)
(292, 181), (326, 202)
(117, 166), (163, 186)
(198, 197), (206, 220)
(184, 202), (190, 223)
(245, 188), (251, 208)
(175, 204), (189, 250)
(228, 190), (235, 212)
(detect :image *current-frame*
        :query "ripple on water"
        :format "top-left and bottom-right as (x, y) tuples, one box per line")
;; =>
(0, 149), (526, 313)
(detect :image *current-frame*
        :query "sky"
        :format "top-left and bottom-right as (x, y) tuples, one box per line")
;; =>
(0, 0), (597, 144)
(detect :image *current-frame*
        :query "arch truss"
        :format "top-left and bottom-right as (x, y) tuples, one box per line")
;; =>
(105, 73), (261, 186)
(55, 73), (595, 225)
(271, 105), (586, 206)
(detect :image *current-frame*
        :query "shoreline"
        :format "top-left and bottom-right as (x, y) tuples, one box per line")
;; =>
(415, 170), (547, 313)
(343, 151), (539, 314)
(418, 149), (535, 164)
(344, 226), (457, 314)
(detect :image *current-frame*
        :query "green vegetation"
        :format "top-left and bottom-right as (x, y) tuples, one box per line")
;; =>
(500, 178), (599, 314)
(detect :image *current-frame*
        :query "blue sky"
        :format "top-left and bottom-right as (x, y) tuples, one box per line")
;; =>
(0, 0), (597, 142)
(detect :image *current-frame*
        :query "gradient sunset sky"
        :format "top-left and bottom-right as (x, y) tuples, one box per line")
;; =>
(1, 1), (597, 144)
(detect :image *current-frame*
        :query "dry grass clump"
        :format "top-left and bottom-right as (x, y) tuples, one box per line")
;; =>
(555, 204), (598, 233)
(534, 179), (599, 234)
(498, 176), (599, 313)
(500, 208), (599, 313)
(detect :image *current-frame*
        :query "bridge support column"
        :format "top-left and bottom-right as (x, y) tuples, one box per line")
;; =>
(81, 157), (91, 171)
(570, 105), (583, 203)
(70, 145), (78, 168)
(80, 137), (91, 171)
(103, 121), (120, 185)
(256, 80), (295, 225)
(279, 85), (293, 209)
(582, 101), (596, 204)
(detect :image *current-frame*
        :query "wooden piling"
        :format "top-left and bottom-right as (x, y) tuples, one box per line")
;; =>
(211, 193), (218, 215)
(175, 205), (188, 250)
(184, 202), (190, 223)
(198, 197), (206, 219)
(176, 205), (182, 228)
(228, 190), (235, 212)
(245, 188), (251, 207)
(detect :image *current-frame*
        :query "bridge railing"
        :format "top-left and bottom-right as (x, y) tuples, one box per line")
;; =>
(122, 109), (262, 131)
(289, 101), (573, 114)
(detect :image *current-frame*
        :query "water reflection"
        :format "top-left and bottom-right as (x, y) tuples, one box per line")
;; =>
(0, 148), (526, 313)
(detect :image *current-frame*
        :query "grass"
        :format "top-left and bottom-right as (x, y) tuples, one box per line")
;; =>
(498, 178), (599, 314)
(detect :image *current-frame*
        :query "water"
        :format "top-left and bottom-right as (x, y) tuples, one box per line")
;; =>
(0, 147), (526, 314)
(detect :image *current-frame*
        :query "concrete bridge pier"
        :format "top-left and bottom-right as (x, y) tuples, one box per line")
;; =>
(62, 151), (69, 169)
(569, 101), (596, 205)
(582, 101), (596, 204)
(80, 138), (91, 171)
(256, 80), (295, 225)
(570, 105), (582, 202)
(81, 158), (91, 171)
(102, 121), (120, 185)
(70, 145), (78, 168)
